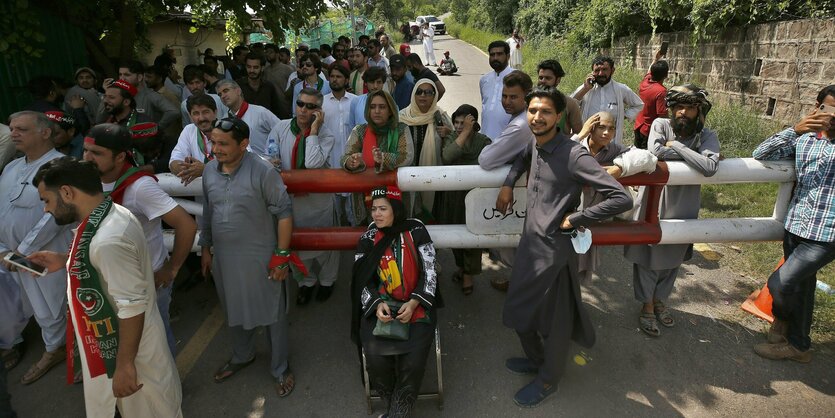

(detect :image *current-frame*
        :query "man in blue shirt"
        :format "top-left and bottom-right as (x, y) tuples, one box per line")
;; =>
(752, 84), (835, 363)
(389, 54), (414, 110)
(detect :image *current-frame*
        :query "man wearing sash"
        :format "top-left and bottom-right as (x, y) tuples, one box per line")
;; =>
(170, 93), (218, 185)
(30, 156), (182, 418)
(0, 111), (73, 384)
(82, 124), (197, 356)
(216, 79), (280, 156)
(101, 80), (152, 128)
(268, 88), (337, 305)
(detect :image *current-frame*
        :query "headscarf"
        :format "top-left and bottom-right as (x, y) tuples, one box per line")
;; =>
(362, 90), (401, 165)
(666, 84), (712, 149)
(399, 44), (411, 56)
(399, 79), (447, 211)
(451, 104), (481, 133)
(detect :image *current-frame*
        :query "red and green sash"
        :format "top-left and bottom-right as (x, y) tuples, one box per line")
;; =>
(303, 78), (324, 91)
(66, 198), (119, 383)
(196, 128), (213, 163)
(374, 230), (426, 323)
(106, 163), (157, 204)
(289, 118), (312, 169)
(234, 101), (250, 119)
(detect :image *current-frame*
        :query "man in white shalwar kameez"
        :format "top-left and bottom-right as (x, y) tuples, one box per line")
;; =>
(30, 156), (181, 418)
(0, 111), (72, 384)
(268, 88), (338, 305)
(571, 56), (643, 145)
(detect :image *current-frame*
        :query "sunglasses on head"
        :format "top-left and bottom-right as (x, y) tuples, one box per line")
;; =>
(213, 117), (246, 133)
(296, 100), (320, 110)
(415, 88), (435, 97)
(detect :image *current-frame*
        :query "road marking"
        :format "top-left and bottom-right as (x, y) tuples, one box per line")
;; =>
(176, 304), (225, 378)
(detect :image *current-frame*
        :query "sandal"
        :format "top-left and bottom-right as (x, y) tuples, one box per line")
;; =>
(461, 274), (474, 296)
(214, 355), (256, 383)
(2, 344), (23, 370)
(275, 369), (295, 398)
(653, 301), (675, 328)
(639, 312), (660, 337)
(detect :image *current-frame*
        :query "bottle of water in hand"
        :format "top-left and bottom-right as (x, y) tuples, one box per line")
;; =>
(266, 137), (280, 169)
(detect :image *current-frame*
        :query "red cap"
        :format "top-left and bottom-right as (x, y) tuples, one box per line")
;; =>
(130, 122), (159, 139)
(110, 79), (138, 97)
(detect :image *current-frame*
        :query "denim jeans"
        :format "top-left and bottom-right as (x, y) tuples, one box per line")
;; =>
(768, 231), (835, 351)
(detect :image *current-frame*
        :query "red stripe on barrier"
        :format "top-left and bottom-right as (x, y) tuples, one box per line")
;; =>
(280, 169), (397, 193)
(291, 227), (366, 250)
(617, 162), (669, 186)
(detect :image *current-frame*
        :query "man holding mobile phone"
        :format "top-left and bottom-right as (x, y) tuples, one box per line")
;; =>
(267, 88), (338, 305)
(571, 56), (643, 145)
(0, 111), (73, 384)
(752, 84), (835, 363)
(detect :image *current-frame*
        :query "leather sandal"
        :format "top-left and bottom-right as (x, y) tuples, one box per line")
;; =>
(639, 312), (660, 337)
(275, 369), (295, 398)
(214, 355), (256, 383)
(21, 349), (66, 384)
(653, 301), (675, 327)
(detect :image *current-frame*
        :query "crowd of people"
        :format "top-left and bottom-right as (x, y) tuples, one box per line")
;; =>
(0, 27), (833, 418)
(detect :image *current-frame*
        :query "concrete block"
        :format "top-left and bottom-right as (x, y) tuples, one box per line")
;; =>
(787, 20), (813, 40)
(758, 61), (786, 79)
(821, 65), (835, 83)
(817, 41), (834, 59)
(798, 61), (823, 79)
(774, 42), (799, 59)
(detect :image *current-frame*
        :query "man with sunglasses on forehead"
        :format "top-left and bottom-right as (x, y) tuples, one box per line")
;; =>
(268, 88), (338, 304)
(201, 116), (300, 397)
(0, 111), (73, 384)
(216, 79), (280, 156)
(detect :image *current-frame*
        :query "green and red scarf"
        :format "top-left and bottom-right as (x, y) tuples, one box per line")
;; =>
(106, 162), (157, 204)
(289, 118), (312, 169)
(66, 198), (120, 383)
(374, 230), (426, 323)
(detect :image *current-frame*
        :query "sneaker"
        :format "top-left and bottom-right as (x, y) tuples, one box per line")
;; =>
(513, 380), (557, 408)
(505, 357), (539, 375)
(296, 285), (314, 305)
(753, 341), (812, 363)
(316, 285), (334, 302)
(766, 319), (788, 344)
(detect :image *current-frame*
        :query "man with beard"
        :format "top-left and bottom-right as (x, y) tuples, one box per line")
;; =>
(319, 44), (336, 67)
(536, 60), (582, 135)
(348, 46), (371, 95)
(624, 84), (719, 338)
(170, 93), (219, 185)
(404, 53), (445, 100)
(290, 53), (331, 116)
(751, 85), (835, 363)
(201, 64), (222, 95)
(268, 88), (337, 304)
(571, 56), (643, 145)
(238, 52), (286, 119)
(322, 65), (357, 226)
(0, 111), (73, 385)
(480, 41), (514, 140)
(200, 117), (299, 397)
(179, 66), (227, 127)
(98, 61), (180, 132)
(366, 39), (389, 72)
(65, 67), (101, 128)
(389, 54), (415, 110)
(379, 34), (397, 59)
(29, 156), (182, 417)
(144, 65), (181, 110)
(216, 79), (279, 156)
(45, 111), (83, 158)
(101, 80), (153, 129)
(82, 123), (197, 356)
(496, 87), (631, 407)
(331, 43), (351, 72)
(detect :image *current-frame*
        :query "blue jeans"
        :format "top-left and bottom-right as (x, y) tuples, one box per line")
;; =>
(768, 232), (835, 351)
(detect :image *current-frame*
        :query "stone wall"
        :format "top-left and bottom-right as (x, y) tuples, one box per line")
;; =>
(605, 18), (834, 124)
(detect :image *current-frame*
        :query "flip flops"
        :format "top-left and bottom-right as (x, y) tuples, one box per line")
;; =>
(639, 312), (661, 337)
(213, 355), (256, 383)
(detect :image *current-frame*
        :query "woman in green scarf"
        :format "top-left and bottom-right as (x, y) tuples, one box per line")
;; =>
(341, 90), (414, 225)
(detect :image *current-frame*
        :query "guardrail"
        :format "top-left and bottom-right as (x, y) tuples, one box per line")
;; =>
(160, 158), (795, 251)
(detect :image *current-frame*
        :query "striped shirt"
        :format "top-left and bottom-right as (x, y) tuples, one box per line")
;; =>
(753, 128), (835, 242)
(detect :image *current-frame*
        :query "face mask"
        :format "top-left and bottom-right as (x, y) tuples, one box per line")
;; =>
(569, 227), (593, 254)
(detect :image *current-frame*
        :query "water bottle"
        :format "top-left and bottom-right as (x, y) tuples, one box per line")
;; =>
(266, 137), (280, 169)
(818, 280), (834, 295)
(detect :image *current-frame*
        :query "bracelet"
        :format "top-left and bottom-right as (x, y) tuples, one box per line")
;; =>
(274, 249), (291, 256)
(277, 263), (289, 270)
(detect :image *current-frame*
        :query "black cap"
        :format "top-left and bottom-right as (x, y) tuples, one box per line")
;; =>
(85, 124), (132, 152)
(389, 54), (406, 68)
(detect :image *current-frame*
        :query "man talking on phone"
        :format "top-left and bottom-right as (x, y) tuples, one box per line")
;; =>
(0, 111), (72, 384)
(571, 56), (643, 145)
(267, 88), (338, 305)
(751, 84), (835, 363)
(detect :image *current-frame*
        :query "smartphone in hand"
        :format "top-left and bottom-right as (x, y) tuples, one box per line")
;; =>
(4, 253), (47, 277)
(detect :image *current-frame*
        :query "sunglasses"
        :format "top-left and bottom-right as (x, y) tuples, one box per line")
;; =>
(415, 88), (435, 97)
(300, 62), (315, 68)
(296, 100), (320, 110)
(213, 118), (247, 133)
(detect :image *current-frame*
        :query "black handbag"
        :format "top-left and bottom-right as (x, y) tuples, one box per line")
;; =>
(372, 300), (410, 341)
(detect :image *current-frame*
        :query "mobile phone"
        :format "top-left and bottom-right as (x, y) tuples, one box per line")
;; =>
(587, 76), (596, 86)
(659, 41), (669, 56)
(434, 113), (444, 126)
(4, 253), (47, 277)
(819, 103), (835, 114)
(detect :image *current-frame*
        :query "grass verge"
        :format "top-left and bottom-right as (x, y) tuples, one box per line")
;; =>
(447, 18), (834, 344)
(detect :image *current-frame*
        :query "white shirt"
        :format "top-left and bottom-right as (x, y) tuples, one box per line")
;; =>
(368, 56), (389, 73)
(571, 80), (643, 145)
(322, 55), (336, 66)
(180, 93), (227, 127)
(170, 124), (213, 164)
(422, 26), (434, 43)
(322, 91), (358, 169)
(479, 66), (514, 140)
(102, 177), (177, 272)
(234, 103), (280, 155)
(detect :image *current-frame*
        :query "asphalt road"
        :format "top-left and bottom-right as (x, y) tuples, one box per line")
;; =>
(6, 35), (834, 417)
